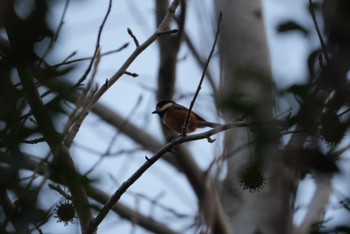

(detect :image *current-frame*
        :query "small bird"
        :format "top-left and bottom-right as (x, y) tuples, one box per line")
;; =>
(152, 99), (220, 134)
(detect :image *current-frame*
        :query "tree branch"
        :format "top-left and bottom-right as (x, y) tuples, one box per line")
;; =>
(182, 11), (222, 135)
(0, 189), (31, 234)
(75, 0), (112, 87)
(88, 119), (274, 232)
(86, 187), (180, 234)
(156, 0), (184, 101)
(4, 1), (93, 231)
(65, 1), (181, 157)
(13, 66), (93, 233)
(87, 0), (181, 111)
(295, 174), (332, 234)
(309, 0), (329, 62)
(3, 152), (180, 234)
(50, 43), (129, 69)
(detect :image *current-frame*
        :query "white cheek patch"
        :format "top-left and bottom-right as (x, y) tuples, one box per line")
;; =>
(158, 102), (173, 112)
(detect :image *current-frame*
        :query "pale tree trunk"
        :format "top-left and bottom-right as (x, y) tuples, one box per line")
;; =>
(216, 1), (294, 233)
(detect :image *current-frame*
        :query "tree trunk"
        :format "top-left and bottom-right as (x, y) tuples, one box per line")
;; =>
(216, 0), (294, 233)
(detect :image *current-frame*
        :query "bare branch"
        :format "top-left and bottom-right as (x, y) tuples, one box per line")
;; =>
(37, 0), (71, 67)
(88, 119), (278, 231)
(127, 27), (140, 47)
(53, 0), (71, 44)
(0, 190), (31, 234)
(9, 153), (180, 234)
(75, 0), (112, 86)
(48, 184), (72, 200)
(183, 32), (218, 99)
(86, 187), (180, 234)
(51, 43), (129, 69)
(22, 137), (45, 144)
(63, 49), (101, 148)
(156, 0), (185, 101)
(295, 174), (332, 234)
(309, 0), (329, 62)
(182, 12), (222, 135)
(124, 71), (139, 77)
(84, 2), (182, 231)
(157, 29), (179, 36)
(78, 0), (181, 141)
(83, 97), (143, 176)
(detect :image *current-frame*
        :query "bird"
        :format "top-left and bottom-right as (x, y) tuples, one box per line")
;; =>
(152, 99), (220, 134)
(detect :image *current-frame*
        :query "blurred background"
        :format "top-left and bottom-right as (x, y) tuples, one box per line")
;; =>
(1, 0), (350, 233)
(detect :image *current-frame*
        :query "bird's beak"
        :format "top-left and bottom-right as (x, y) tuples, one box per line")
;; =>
(152, 110), (157, 114)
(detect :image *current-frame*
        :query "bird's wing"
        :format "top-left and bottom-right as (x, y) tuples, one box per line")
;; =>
(173, 103), (207, 122)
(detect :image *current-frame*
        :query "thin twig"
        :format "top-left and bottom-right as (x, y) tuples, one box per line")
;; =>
(127, 28), (140, 47)
(84, 96), (143, 176)
(0, 190), (31, 233)
(182, 12), (222, 135)
(59, 51), (77, 66)
(37, 0), (71, 67)
(106, 97), (143, 155)
(63, 50), (101, 148)
(309, 0), (329, 62)
(128, 191), (189, 219)
(53, 0), (71, 44)
(174, 12), (218, 100)
(62, 0), (113, 149)
(74, 0), (112, 87)
(22, 137), (45, 144)
(157, 29), (179, 36)
(49, 184), (73, 200)
(51, 43), (129, 69)
(124, 71), (139, 77)
(183, 32), (218, 99)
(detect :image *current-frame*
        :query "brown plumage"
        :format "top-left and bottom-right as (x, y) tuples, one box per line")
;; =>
(152, 100), (220, 134)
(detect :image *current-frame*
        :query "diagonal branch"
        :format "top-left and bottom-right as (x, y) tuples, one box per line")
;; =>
(295, 174), (332, 234)
(88, 0), (181, 109)
(309, 0), (329, 62)
(68, 0), (181, 150)
(183, 32), (218, 99)
(182, 12), (222, 135)
(86, 187), (180, 234)
(88, 119), (274, 232)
